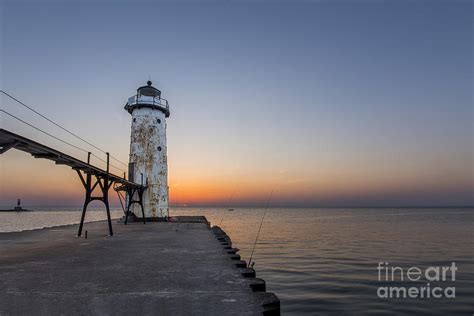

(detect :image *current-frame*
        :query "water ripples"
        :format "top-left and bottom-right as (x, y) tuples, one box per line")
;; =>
(173, 207), (474, 315)
(1, 207), (473, 314)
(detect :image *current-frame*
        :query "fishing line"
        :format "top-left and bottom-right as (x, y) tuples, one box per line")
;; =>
(248, 188), (274, 268)
(218, 184), (238, 226)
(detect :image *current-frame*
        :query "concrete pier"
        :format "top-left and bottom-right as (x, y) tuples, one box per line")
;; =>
(0, 217), (280, 315)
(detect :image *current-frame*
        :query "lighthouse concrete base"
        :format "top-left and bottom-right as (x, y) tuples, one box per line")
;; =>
(118, 213), (168, 223)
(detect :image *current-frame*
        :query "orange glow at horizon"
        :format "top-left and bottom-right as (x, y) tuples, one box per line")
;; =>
(1, 147), (473, 207)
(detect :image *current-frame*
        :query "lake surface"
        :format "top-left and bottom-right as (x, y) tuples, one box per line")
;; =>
(1, 207), (473, 315)
(0, 207), (123, 233)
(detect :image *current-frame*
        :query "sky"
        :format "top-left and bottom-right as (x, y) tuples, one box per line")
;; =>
(0, 0), (472, 207)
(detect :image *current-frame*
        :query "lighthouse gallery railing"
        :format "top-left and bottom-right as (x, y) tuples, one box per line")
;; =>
(127, 95), (169, 110)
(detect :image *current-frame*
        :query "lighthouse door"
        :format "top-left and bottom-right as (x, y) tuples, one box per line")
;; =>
(128, 162), (135, 183)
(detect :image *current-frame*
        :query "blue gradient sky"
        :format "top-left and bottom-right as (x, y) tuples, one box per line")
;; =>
(1, 0), (472, 207)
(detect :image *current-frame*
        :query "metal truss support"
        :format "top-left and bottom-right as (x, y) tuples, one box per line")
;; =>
(124, 185), (146, 225)
(76, 152), (113, 237)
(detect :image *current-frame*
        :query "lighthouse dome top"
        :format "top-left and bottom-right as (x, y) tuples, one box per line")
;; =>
(137, 81), (161, 98)
(125, 81), (170, 117)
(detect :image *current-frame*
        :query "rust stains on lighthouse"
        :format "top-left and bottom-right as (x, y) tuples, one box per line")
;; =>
(124, 81), (170, 218)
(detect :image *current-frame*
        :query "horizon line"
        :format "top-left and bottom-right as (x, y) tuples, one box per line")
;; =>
(1, 204), (472, 209)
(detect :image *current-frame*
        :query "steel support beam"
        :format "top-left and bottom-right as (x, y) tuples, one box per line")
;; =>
(124, 186), (146, 225)
(0, 141), (20, 154)
(77, 153), (114, 237)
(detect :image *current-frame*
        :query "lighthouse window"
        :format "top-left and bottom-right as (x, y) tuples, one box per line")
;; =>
(157, 119), (161, 124)
(133, 118), (136, 122)
(157, 146), (162, 151)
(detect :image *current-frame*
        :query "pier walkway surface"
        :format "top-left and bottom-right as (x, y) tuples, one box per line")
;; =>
(0, 217), (279, 315)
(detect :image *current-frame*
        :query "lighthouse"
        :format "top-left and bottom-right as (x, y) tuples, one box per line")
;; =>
(125, 81), (170, 219)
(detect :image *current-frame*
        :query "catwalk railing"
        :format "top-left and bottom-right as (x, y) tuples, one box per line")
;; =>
(0, 128), (147, 236)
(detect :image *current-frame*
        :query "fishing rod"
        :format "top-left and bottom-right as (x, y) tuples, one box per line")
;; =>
(218, 185), (238, 226)
(248, 189), (274, 268)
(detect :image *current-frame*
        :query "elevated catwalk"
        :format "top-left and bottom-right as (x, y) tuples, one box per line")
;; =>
(0, 128), (147, 236)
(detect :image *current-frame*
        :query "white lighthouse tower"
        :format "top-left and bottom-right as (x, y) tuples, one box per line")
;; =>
(125, 81), (170, 219)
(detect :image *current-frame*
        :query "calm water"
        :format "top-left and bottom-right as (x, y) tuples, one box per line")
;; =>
(0, 207), (123, 233)
(1, 207), (473, 315)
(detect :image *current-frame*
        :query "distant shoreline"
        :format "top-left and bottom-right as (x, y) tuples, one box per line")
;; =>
(0, 205), (473, 210)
